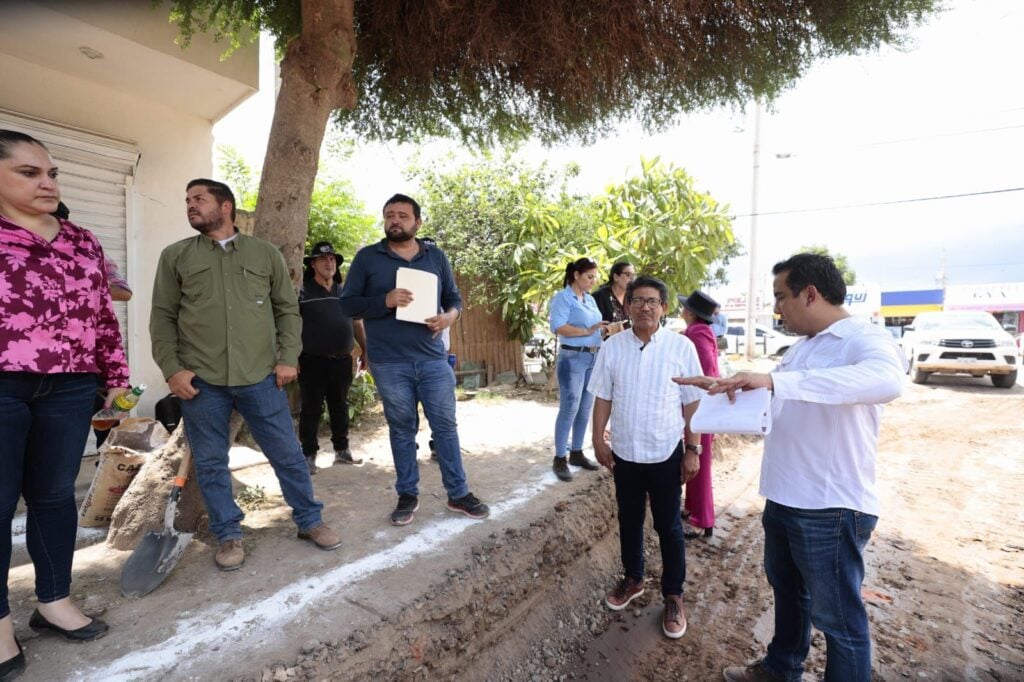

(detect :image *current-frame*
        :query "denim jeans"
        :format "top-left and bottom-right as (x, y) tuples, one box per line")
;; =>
(0, 372), (96, 618)
(761, 500), (878, 682)
(298, 353), (353, 455)
(554, 348), (597, 457)
(370, 359), (468, 500)
(179, 374), (324, 542)
(612, 444), (686, 596)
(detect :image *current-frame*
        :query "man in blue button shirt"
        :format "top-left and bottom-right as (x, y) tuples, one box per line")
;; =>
(339, 194), (490, 526)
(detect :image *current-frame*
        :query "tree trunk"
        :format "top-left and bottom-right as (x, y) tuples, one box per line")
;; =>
(107, 413), (244, 550)
(252, 0), (357, 285)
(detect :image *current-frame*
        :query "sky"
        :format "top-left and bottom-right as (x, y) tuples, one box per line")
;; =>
(213, 0), (1024, 295)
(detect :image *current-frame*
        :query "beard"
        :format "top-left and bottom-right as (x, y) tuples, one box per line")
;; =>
(189, 213), (222, 235)
(385, 224), (416, 243)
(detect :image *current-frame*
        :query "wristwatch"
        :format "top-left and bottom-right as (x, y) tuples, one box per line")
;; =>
(685, 443), (702, 456)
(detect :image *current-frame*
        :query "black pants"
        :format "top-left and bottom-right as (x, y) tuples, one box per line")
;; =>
(612, 442), (686, 596)
(298, 353), (353, 455)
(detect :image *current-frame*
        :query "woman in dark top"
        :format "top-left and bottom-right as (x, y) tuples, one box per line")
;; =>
(592, 261), (635, 335)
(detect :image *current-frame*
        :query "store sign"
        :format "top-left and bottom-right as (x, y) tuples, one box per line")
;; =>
(945, 283), (1024, 312)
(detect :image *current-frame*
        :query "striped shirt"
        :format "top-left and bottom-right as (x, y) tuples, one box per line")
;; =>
(589, 327), (704, 463)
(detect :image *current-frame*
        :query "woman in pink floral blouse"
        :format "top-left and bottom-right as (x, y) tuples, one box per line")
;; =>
(0, 130), (130, 675)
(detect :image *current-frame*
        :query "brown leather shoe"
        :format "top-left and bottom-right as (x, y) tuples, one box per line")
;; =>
(215, 539), (245, 571)
(722, 660), (779, 682)
(662, 594), (687, 639)
(605, 575), (644, 610)
(298, 523), (342, 550)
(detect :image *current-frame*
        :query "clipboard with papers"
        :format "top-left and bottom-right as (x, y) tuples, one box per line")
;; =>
(689, 387), (772, 435)
(394, 267), (439, 324)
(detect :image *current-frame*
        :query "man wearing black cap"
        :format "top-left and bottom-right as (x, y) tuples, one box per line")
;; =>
(299, 241), (367, 473)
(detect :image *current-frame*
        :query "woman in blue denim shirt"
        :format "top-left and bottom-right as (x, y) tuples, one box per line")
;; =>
(548, 258), (609, 482)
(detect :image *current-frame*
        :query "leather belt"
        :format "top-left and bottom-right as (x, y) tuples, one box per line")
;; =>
(560, 344), (599, 353)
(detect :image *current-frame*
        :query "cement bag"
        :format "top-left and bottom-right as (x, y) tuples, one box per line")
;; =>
(78, 417), (171, 527)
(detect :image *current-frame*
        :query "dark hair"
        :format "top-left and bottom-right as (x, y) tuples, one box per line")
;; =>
(383, 193), (421, 220)
(606, 260), (633, 286)
(0, 129), (48, 159)
(53, 201), (70, 220)
(187, 178), (237, 221)
(772, 252), (846, 305)
(626, 275), (668, 305)
(563, 257), (598, 287)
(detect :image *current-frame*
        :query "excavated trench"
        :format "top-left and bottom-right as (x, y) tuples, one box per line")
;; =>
(242, 480), (625, 681)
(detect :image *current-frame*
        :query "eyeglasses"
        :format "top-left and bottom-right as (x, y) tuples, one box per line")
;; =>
(629, 297), (664, 309)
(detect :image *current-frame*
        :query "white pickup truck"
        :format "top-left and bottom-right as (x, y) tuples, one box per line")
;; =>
(899, 311), (1019, 388)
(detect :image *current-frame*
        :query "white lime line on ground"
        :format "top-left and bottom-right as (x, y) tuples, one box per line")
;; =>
(10, 514), (106, 549)
(78, 474), (559, 681)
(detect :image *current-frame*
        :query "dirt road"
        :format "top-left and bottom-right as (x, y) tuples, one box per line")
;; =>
(6, 375), (1023, 680)
(563, 375), (1024, 681)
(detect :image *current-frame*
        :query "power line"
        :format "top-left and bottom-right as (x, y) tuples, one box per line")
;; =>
(731, 186), (1024, 218)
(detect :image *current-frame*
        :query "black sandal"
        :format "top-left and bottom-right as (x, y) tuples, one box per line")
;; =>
(684, 527), (713, 540)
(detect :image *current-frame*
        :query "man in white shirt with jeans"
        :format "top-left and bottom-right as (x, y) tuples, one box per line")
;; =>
(676, 253), (905, 682)
(590, 276), (704, 640)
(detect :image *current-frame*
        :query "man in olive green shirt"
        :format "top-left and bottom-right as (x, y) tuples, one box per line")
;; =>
(150, 178), (341, 572)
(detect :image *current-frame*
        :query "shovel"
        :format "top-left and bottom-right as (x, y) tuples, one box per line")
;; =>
(120, 448), (194, 597)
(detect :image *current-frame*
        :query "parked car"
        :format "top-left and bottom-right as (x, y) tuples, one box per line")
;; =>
(723, 324), (801, 357)
(899, 311), (1019, 388)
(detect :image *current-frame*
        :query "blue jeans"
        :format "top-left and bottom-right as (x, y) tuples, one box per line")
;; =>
(0, 372), (96, 618)
(371, 359), (468, 500)
(179, 374), (323, 543)
(612, 444), (686, 596)
(761, 500), (878, 682)
(554, 349), (597, 457)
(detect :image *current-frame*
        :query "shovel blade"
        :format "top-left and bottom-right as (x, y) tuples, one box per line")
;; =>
(120, 527), (194, 598)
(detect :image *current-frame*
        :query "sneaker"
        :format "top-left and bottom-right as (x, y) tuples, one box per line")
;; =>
(391, 494), (419, 526)
(215, 539), (245, 571)
(552, 456), (573, 482)
(305, 455), (318, 475)
(722, 660), (779, 682)
(447, 492), (490, 520)
(662, 594), (687, 639)
(568, 449), (599, 471)
(298, 523), (343, 550)
(334, 448), (364, 466)
(605, 575), (644, 610)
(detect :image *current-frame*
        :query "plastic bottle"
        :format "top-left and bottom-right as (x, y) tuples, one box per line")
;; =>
(91, 384), (147, 431)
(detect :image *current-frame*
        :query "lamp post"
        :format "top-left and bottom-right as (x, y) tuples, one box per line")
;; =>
(745, 101), (762, 361)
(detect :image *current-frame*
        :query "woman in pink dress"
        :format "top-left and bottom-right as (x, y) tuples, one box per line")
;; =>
(678, 290), (721, 539)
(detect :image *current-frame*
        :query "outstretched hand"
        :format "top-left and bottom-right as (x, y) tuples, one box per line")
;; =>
(672, 372), (773, 402)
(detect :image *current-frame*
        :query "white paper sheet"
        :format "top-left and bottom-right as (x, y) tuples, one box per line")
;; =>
(690, 387), (772, 435)
(395, 267), (439, 324)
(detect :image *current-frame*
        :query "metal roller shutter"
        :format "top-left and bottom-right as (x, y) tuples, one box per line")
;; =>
(0, 108), (139, 345)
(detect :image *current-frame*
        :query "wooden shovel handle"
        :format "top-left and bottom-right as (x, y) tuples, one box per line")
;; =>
(172, 445), (192, 489)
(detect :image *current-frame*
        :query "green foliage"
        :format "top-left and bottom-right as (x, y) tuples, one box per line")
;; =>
(412, 153), (596, 342)
(593, 158), (736, 303)
(215, 145), (258, 210)
(235, 484), (267, 511)
(797, 244), (858, 285)
(414, 153), (736, 342)
(347, 371), (377, 424)
(306, 181), (377, 261)
(216, 145), (376, 260)
(163, 0), (938, 146)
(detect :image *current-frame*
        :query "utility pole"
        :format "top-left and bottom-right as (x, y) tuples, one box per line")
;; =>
(745, 102), (762, 361)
